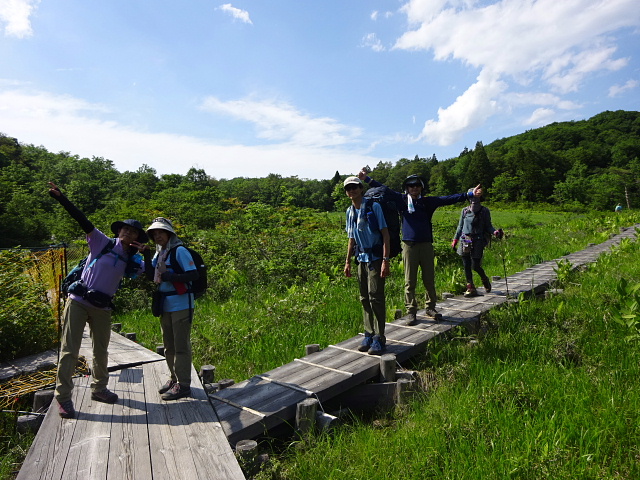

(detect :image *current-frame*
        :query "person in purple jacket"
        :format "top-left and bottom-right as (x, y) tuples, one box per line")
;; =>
(358, 169), (481, 325)
(48, 182), (150, 418)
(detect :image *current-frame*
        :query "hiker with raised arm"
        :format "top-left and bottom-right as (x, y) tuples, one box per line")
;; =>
(343, 176), (391, 355)
(358, 169), (481, 325)
(452, 189), (502, 297)
(48, 182), (150, 418)
(145, 217), (199, 401)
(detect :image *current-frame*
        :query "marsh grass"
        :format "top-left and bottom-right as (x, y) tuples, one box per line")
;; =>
(267, 223), (640, 480)
(116, 209), (638, 382)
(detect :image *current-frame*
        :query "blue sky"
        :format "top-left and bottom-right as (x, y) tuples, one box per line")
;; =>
(1, 1), (639, 180)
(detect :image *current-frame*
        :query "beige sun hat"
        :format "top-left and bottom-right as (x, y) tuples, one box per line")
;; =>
(343, 176), (362, 188)
(146, 217), (176, 236)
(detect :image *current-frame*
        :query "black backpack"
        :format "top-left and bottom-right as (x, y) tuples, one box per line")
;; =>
(359, 185), (402, 258)
(169, 245), (208, 299)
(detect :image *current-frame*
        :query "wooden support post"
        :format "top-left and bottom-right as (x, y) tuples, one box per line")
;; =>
(442, 292), (454, 299)
(111, 323), (122, 332)
(125, 332), (136, 341)
(315, 411), (339, 431)
(296, 398), (318, 435)
(156, 345), (165, 356)
(394, 309), (402, 320)
(492, 275), (501, 281)
(380, 354), (396, 383)
(17, 415), (43, 434)
(219, 379), (235, 389)
(395, 377), (413, 406)
(305, 344), (320, 355)
(235, 439), (259, 475)
(33, 389), (54, 413)
(199, 365), (215, 383)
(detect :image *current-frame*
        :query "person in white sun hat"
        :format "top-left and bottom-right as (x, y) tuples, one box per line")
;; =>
(145, 217), (199, 401)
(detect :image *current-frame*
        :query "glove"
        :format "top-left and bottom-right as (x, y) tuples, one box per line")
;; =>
(451, 239), (459, 250)
(160, 271), (175, 282)
(494, 229), (504, 239)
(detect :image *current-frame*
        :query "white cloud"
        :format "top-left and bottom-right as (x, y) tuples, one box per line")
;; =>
(218, 3), (252, 25)
(361, 32), (385, 52)
(394, 0), (640, 145)
(524, 108), (557, 126)
(0, 88), (376, 179)
(0, 0), (39, 38)
(200, 96), (363, 148)
(419, 69), (507, 145)
(608, 79), (639, 97)
(371, 10), (378, 21)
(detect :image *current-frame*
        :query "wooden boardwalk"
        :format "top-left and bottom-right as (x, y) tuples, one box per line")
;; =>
(14, 225), (638, 476)
(211, 225), (639, 445)
(17, 327), (245, 480)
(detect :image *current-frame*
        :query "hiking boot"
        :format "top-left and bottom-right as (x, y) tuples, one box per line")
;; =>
(482, 277), (492, 293)
(158, 379), (176, 394)
(406, 313), (418, 326)
(161, 382), (191, 401)
(358, 333), (373, 352)
(91, 389), (118, 404)
(58, 399), (75, 419)
(367, 335), (385, 356)
(425, 308), (443, 321)
(464, 284), (478, 297)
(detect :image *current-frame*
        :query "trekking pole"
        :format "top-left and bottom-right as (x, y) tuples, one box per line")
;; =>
(497, 229), (510, 298)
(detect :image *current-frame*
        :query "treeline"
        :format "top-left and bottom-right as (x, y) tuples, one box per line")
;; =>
(1, 109), (638, 248)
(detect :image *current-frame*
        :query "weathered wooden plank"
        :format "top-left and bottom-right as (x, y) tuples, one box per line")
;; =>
(143, 361), (202, 480)
(107, 366), (152, 480)
(16, 376), (89, 480)
(63, 377), (115, 480)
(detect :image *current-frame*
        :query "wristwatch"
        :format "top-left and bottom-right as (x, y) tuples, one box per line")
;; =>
(383, 257), (390, 261)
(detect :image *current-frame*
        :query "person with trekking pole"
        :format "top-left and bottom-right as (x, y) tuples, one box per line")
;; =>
(144, 217), (199, 401)
(48, 182), (150, 418)
(343, 175), (391, 355)
(451, 187), (502, 297)
(358, 168), (482, 325)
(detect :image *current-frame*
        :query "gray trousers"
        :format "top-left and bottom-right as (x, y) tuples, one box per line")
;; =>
(55, 298), (112, 402)
(402, 241), (437, 313)
(161, 308), (193, 387)
(356, 259), (386, 340)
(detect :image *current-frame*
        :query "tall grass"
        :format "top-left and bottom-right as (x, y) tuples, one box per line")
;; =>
(116, 209), (638, 382)
(268, 225), (640, 480)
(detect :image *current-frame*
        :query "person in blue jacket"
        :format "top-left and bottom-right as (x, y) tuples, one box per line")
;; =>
(145, 217), (199, 401)
(358, 168), (481, 325)
(344, 176), (390, 355)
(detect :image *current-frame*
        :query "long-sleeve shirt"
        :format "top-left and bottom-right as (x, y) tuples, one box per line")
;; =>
(367, 178), (470, 243)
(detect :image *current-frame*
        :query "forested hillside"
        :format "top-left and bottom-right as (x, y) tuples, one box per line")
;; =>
(1, 109), (638, 248)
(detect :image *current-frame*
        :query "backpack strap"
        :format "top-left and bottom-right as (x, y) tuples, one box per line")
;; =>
(86, 238), (117, 270)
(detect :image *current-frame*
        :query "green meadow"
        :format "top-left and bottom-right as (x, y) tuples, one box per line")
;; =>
(2, 208), (639, 480)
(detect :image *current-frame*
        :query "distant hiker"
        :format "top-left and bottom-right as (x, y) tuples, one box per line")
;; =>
(451, 190), (501, 297)
(145, 217), (199, 400)
(343, 176), (390, 355)
(48, 182), (149, 419)
(615, 204), (623, 212)
(358, 169), (481, 325)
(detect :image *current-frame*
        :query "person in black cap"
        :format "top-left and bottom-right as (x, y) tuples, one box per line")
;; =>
(358, 170), (481, 325)
(48, 182), (150, 418)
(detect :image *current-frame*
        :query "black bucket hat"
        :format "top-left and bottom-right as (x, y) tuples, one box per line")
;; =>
(110, 219), (149, 243)
(403, 174), (426, 189)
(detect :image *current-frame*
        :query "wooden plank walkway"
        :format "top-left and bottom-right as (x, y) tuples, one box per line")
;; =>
(211, 225), (639, 445)
(17, 329), (245, 479)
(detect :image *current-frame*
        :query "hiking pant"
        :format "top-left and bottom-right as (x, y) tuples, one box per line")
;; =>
(402, 241), (436, 314)
(462, 254), (488, 285)
(55, 298), (112, 403)
(161, 308), (193, 387)
(356, 259), (386, 340)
